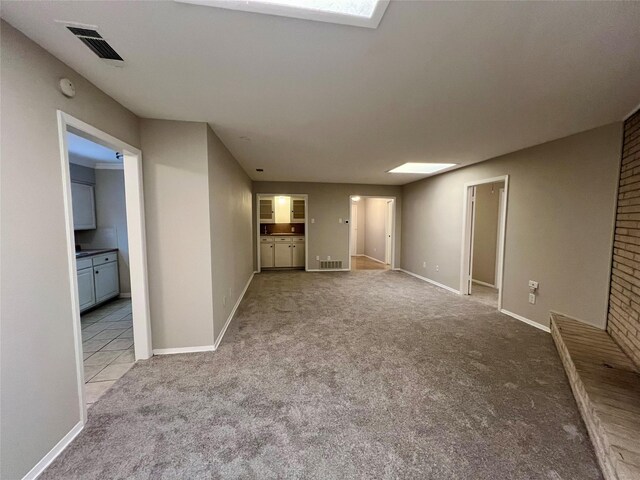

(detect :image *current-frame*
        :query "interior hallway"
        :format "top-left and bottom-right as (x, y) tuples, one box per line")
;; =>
(351, 255), (390, 271)
(41, 271), (600, 479)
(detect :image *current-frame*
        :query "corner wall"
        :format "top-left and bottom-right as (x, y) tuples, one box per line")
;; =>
(402, 123), (622, 329)
(608, 109), (640, 366)
(0, 21), (140, 479)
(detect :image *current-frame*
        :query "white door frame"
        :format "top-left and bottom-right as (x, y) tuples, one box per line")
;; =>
(255, 193), (309, 273)
(57, 111), (153, 424)
(385, 200), (393, 265)
(348, 195), (397, 271)
(350, 203), (358, 256)
(459, 175), (509, 309)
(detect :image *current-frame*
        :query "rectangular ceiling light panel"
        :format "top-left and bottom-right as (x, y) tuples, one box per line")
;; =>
(174, 0), (390, 28)
(388, 162), (457, 174)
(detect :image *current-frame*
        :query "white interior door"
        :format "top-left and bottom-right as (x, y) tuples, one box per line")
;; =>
(385, 200), (392, 265)
(466, 186), (477, 295)
(495, 188), (506, 291)
(350, 204), (358, 255)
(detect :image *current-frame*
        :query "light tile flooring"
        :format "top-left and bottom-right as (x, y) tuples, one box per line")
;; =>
(351, 255), (390, 270)
(81, 298), (134, 407)
(469, 282), (499, 308)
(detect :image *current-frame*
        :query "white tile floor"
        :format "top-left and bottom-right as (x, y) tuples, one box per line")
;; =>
(80, 298), (134, 406)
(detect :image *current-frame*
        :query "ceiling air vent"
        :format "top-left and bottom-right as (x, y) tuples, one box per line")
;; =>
(67, 26), (123, 61)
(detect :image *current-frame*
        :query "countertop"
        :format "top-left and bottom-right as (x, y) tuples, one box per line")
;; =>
(76, 248), (118, 258)
(260, 234), (305, 237)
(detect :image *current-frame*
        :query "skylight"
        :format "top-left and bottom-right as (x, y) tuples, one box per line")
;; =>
(388, 163), (457, 175)
(174, 0), (390, 29)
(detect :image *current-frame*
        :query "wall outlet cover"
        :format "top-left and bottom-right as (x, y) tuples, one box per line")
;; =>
(529, 293), (536, 304)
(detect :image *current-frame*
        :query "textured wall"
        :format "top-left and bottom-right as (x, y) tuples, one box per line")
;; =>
(608, 109), (640, 366)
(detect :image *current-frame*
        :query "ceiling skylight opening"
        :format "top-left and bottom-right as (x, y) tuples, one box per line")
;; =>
(388, 162), (457, 175)
(174, 0), (390, 29)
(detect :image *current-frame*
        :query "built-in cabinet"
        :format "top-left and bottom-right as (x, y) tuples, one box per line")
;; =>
(76, 251), (119, 312)
(71, 182), (97, 230)
(260, 236), (305, 268)
(259, 196), (305, 224)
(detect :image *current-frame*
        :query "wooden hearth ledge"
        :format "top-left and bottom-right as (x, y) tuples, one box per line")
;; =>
(550, 313), (640, 480)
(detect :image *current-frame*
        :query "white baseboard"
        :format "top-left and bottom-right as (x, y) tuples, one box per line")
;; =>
(363, 254), (386, 265)
(500, 309), (550, 333)
(399, 269), (460, 294)
(118, 293), (132, 298)
(153, 345), (215, 355)
(22, 421), (83, 480)
(213, 272), (255, 349)
(306, 268), (350, 272)
(472, 279), (495, 288)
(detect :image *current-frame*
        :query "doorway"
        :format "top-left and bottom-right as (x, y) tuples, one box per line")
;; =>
(460, 175), (509, 309)
(349, 195), (396, 271)
(57, 111), (152, 423)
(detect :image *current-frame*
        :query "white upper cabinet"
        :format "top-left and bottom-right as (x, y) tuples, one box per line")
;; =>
(71, 182), (96, 230)
(291, 198), (305, 223)
(259, 197), (274, 223)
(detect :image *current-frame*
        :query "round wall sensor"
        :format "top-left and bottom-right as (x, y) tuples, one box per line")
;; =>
(59, 78), (76, 98)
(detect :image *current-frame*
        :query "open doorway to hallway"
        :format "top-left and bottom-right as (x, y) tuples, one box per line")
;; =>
(461, 176), (508, 309)
(349, 195), (395, 271)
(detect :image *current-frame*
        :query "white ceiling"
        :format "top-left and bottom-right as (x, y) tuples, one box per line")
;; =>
(2, 1), (640, 185)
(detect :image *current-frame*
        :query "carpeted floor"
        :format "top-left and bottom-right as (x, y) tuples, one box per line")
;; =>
(42, 270), (601, 479)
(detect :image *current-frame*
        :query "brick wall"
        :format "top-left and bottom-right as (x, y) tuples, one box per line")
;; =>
(608, 108), (640, 367)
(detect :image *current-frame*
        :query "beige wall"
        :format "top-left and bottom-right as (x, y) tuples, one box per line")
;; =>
(472, 182), (504, 286)
(140, 120), (215, 350)
(364, 198), (388, 263)
(402, 123), (622, 329)
(207, 126), (254, 342)
(254, 182), (402, 269)
(0, 21), (140, 479)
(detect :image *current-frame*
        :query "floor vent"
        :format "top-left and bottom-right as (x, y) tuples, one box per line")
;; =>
(320, 260), (342, 269)
(67, 26), (124, 61)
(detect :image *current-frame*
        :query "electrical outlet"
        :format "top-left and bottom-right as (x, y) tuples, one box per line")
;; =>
(423, 261), (426, 268)
(316, 255), (320, 261)
(338, 218), (342, 223)
(436, 265), (439, 272)
(311, 218), (315, 223)
(327, 256), (331, 260)
(529, 293), (536, 304)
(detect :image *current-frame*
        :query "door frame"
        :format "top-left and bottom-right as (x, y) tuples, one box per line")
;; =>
(459, 175), (509, 309)
(385, 199), (393, 265)
(255, 193), (309, 273)
(348, 195), (397, 271)
(57, 111), (153, 424)
(350, 203), (358, 256)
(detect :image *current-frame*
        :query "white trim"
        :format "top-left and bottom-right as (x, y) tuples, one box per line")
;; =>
(213, 272), (255, 349)
(472, 279), (496, 288)
(22, 421), (83, 480)
(58, 111), (153, 428)
(306, 268), (350, 272)
(153, 345), (215, 355)
(399, 269), (460, 294)
(500, 309), (550, 333)
(94, 162), (124, 170)
(363, 254), (385, 265)
(174, 0), (390, 29)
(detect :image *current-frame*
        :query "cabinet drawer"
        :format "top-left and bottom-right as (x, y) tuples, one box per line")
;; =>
(274, 236), (293, 242)
(293, 237), (305, 243)
(260, 236), (275, 243)
(92, 253), (117, 266)
(76, 258), (93, 271)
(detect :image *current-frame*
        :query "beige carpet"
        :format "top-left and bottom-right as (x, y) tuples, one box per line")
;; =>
(41, 270), (601, 479)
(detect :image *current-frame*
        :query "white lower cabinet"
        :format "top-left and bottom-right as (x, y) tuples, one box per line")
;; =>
(77, 267), (96, 311)
(94, 261), (119, 303)
(260, 242), (274, 268)
(274, 243), (293, 267)
(292, 241), (305, 267)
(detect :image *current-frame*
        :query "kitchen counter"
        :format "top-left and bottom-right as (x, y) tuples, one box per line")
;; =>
(260, 233), (304, 236)
(76, 248), (118, 259)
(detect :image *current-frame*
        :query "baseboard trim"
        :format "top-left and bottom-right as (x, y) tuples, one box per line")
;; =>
(118, 293), (132, 298)
(22, 421), (83, 480)
(213, 272), (255, 350)
(399, 269), (460, 294)
(363, 254), (386, 265)
(472, 279), (495, 288)
(500, 309), (550, 333)
(306, 268), (350, 272)
(153, 345), (215, 355)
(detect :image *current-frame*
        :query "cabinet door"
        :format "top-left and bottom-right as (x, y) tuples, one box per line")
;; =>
(292, 242), (305, 267)
(291, 199), (305, 223)
(71, 182), (96, 230)
(77, 267), (96, 311)
(274, 243), (293, 267)
(259, 197), (274, 223)
(94, 261), (119, 303)
(260, 242), (274, 268)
